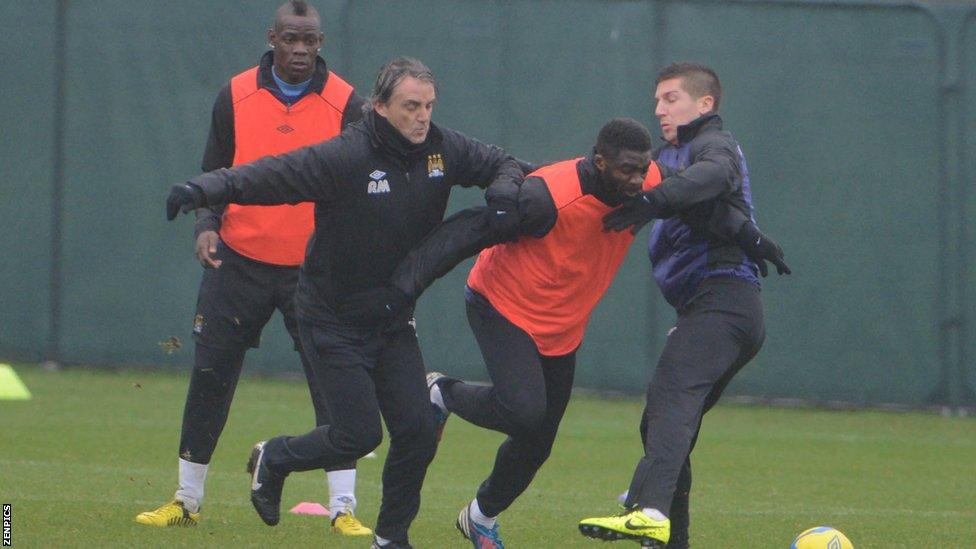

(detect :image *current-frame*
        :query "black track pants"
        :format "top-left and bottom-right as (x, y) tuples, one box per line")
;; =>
(179, 243), (353, 471)
(442, 289), (576, 517)
(625, 278), (765, 535)
(262, 317), (437, 543)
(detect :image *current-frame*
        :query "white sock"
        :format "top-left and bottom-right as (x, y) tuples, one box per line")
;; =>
(174, 458), (208, 513)
(373, 535), (392, 546)
(470, 498), (496, 528)
(327, 469), (357, 513)
(641, 507), (667, 521)
(430, 381), (447, 413)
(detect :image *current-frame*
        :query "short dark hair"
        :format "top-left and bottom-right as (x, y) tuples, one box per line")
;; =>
(595, 118), (652, 159)
(274, 1), (317, 29)
(288, 0), (309, 16)
(657, 62), (722, 113)
(368, 57), (436, 108)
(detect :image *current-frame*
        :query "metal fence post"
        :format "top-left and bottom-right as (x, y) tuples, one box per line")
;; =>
(955, 8), (976, 410)
(45, 0), (69, 370)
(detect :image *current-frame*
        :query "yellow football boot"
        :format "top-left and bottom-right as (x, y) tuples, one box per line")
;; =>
(135, 500), (200, 527)
(331, 510), (373, 536)
(579, 508), (670, 547)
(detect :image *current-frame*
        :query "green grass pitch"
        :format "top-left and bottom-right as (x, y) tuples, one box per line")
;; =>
(1, 365), (974, 547)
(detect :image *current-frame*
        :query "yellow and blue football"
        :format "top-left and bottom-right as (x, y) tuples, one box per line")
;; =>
(791, 526), (853, 549)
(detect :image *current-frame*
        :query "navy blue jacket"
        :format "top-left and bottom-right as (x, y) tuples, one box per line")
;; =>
(648, 114), (760, 309)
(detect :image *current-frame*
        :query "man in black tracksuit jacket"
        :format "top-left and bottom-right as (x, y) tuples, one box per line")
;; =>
(166, 57), (523, 548)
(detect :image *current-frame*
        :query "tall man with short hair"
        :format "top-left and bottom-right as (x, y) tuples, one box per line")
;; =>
(579, 62), (779, 548)
(137, 1), (371, 536)
(165, 56), (525, 549)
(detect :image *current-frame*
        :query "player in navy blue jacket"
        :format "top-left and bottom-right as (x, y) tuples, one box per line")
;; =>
(580, 62), (788, 549)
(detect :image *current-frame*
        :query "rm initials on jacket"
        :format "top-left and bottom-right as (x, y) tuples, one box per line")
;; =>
(367, 169), (391, 195)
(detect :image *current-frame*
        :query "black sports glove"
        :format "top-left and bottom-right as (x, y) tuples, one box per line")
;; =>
(166, 183), (206, 221)
(334, 286), (411, 325)
(514, 157), (538, 175)
(485, 197), (521, 242)
(736, 222), (791, 277)
(602, 190), (666, 234)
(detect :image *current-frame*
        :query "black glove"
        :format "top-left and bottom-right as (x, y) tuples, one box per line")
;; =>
(736, 222), (791, 277)
(602, 190), (666, 234)
(514, 157), (538, 175)
(166, 183), (206, 221)
(334, 286), (411, 325)
(485, 197), (521, 242)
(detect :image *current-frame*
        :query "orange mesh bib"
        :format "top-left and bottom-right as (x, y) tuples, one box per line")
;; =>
(467, 158), (662, 355)
(219, 67), (353, 265)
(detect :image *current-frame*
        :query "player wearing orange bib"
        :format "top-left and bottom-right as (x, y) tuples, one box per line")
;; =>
(137, 1), (370, 535)
(440, 121), (663, 549)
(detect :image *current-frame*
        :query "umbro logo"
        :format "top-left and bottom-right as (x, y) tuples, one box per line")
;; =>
(367, 170), (390, 194)
(276, 124), (294, 134)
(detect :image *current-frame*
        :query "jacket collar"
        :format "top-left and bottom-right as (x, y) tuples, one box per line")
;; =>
(364, 109), (443, 166)
(673, 113), (723, 145)
(257, 50), (329, 100)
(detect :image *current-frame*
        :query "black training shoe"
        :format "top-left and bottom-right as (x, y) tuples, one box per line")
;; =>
(246, 440), (287, 526)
